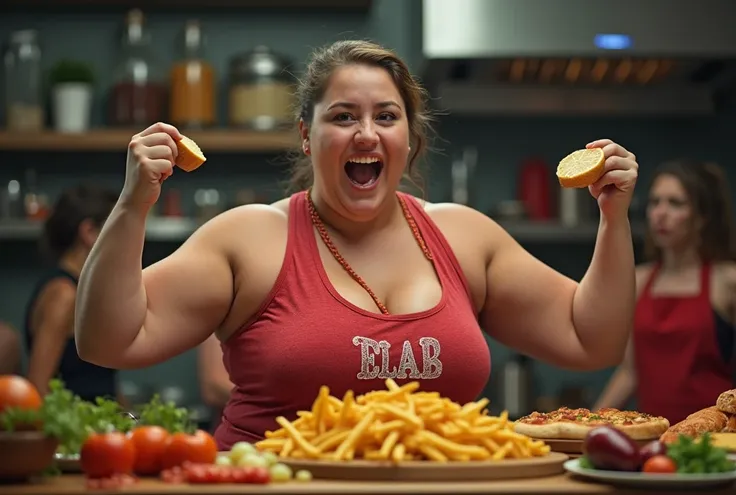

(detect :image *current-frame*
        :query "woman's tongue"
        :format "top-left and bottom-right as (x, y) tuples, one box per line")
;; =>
(345, 161), (378, 187)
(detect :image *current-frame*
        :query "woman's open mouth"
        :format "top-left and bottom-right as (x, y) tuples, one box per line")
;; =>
(344, 157), (383, 189)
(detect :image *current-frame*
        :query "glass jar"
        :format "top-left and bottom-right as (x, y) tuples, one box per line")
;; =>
(169, 20), (216, 129)
(3, 30), (44, 131)
(108, 9), (167, 127)
(228, 46), (295, 131)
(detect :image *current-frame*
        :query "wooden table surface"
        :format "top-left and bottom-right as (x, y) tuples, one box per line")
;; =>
(2, 474), (735, 495)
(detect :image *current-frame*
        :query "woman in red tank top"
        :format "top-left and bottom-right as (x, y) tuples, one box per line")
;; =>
(595, 161), (736, 426)
(74, 40), (641, 451)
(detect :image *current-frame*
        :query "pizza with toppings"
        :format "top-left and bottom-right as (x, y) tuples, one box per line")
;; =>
(513, 406), (670, 440)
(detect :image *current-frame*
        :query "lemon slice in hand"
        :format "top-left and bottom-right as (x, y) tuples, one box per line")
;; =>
(556, 148), (605, 188)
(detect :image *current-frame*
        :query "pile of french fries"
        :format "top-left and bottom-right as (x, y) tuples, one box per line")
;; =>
(254, 379), (550, 463)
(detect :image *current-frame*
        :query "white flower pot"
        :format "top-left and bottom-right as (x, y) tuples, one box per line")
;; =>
(52, 83), (93, 133)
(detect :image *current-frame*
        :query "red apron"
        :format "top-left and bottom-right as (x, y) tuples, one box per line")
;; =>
(633, 262), (732, 426)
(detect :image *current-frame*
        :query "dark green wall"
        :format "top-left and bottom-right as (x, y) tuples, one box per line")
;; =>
(1, 0), (734, 409)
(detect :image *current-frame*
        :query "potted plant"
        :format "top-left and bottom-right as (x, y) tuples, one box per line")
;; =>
(48, 59), (95, 133)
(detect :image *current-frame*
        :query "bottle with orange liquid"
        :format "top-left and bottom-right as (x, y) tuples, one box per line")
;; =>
(169, 20), (216, 129)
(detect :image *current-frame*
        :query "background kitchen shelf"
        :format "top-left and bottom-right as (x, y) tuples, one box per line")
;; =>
(498, 221), (646, 243)
(0, 218), (200, 242)
(1, 219), (646, 243)
(0, 129), (299, 153)
(1, 0), (372, 11)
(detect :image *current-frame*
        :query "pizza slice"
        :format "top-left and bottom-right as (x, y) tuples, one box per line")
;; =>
(514, 406), (669, 440)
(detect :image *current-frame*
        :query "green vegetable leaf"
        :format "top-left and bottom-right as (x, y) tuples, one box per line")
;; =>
(137, 394), (196, 434)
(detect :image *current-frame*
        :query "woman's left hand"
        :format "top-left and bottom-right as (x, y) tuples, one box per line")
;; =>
(586, 139), (639, 220)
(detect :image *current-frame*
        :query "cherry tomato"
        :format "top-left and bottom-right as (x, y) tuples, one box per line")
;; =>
(205, 465), (225, 483)
(185, 464), (209, 484)
(80, 432), (136, 479)
(161, 430), (218, 469)
(642, 455), (677, 474)
(128, 425), (170, 475)
(218, 466), (234, 483)
(160, 467), (185, 484)
(249, 466), (271, 484)
(232, 467), (252, 483)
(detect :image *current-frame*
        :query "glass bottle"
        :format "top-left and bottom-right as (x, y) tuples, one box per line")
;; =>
(3, 30), (44, 131)
(108, 9), (167, 126)
(169, 20), (215, 129)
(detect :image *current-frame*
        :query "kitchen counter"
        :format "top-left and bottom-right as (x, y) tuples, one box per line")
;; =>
(2, 474), (735, 494)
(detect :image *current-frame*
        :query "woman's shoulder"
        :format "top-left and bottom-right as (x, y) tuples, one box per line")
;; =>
(712, 261), (736, 290)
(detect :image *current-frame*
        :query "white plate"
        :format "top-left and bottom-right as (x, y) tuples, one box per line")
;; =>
(54, 453), (81, 472)
(564, 458), (736, 489)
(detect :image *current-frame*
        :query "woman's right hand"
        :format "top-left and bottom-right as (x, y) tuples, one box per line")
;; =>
(122, 122), (183, 209)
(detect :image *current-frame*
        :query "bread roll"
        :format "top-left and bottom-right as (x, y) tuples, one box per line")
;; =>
(725, 414), (736, 433)
(717, 389), (736, 415)
(659, 406), (729, 444)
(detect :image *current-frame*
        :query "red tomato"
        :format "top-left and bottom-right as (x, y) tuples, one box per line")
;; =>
(0, 375), (42, 417)
(232, 467), (252, 483)
(80, 432), (136, 479)
(249, 466), (271, 484)
(185, 464), (209, 484)
(128, 425), (170, 475)
(642, 455), (677, 474)
(160, 467), (185, 484)
(218, 466), (235, 483)
(161, 430), (218, 469)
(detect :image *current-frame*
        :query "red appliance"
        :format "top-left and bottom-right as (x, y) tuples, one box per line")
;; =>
(518, 157), (552, 220)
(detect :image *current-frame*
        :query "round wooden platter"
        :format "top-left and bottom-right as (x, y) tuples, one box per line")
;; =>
(280, 452), (569, 482)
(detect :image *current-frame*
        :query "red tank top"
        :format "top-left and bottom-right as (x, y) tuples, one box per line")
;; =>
(214, 191), (491, 449)
(633, 262), (732, 425)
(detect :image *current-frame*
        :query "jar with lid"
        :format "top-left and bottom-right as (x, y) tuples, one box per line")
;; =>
(228, 46), (295, 131)
(3, 30), (44, 131)
(169, 20), (216, 129)
(109, 9), (167, 127)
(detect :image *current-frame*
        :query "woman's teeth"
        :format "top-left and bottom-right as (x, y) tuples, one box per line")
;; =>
(345, 159), (383, 187)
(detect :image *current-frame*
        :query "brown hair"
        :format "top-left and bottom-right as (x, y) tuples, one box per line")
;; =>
(644, 160), (735, 262)
(286, 40), (436, 195)
(41, 183), (117, 262)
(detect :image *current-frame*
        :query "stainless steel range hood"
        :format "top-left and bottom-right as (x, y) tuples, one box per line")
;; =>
(420, 0), (736, 116)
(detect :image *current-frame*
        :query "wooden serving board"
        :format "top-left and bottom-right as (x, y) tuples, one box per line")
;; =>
(540, 438), (654, 456)
(280, 452), (568, 482)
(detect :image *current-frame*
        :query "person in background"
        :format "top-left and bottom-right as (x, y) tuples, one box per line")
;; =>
(197, 334), (234, 433)
(594, 161), (736, 426)
(74, 39), (639, 450)
(0, 321), (22, 374)
(25, 183), (121, 402)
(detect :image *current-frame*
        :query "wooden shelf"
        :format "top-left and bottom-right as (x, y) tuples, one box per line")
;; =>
(1, 219), (646, 244)
(0, 129), (299, 153)
(1, 0), (372, 11)
(498, 221), (645, 243)
(0, 218), (199, 242)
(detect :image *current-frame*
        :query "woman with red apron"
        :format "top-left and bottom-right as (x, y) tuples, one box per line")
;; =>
(594, 161), (735, 426)
(633, 262), (733, 425)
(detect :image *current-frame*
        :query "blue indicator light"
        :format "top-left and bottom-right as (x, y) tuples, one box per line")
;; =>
(594, 34), (633, 50)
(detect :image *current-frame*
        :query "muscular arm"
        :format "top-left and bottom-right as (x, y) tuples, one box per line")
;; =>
(593, 266), (650, 409)
(27, 281), (77, 395)
(481, 215), (636, 371)
(197, 334), (233, 408)
(75, 204), (272, 369)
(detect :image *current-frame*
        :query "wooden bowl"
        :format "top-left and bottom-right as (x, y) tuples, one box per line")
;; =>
(0, 431), (59, 481)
